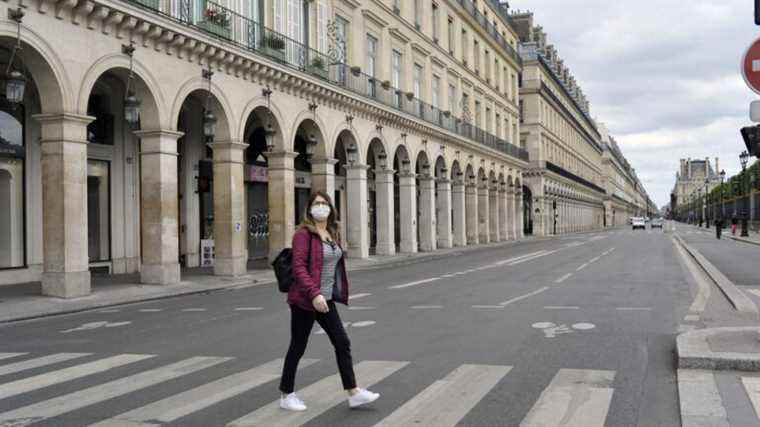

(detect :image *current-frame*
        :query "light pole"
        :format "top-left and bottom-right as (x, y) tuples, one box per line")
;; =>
(704, 178), (710, 229)
(740, 150), (750, 237)
(697, 187), (703, 227)
(720, 169), (726, 222)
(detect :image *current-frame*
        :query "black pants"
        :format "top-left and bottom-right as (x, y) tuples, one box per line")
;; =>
(280, 301), (356, 394)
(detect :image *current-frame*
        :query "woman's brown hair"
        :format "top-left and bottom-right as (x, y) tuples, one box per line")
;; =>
(302, 190), (341, 244)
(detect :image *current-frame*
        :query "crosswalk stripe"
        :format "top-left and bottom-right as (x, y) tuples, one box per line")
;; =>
(374, 364), (512, 427)
(0, 356), (230, 426)
(0, 354), (154, 400)
(742, 377), (760, 420)
(0, 353), (27, 362)
(520, 369), (616, 427)
(227, 360), (409, 427)
(89, 358), (319, 427)
(0, 353), (91, 376)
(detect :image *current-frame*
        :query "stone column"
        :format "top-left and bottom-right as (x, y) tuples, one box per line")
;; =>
(436, 178), (453, 249)
(136, 129), (184, 285)
(478, 182), (490, 243)
(267, 151), (297, 262)
(346, 164), (370, 259)
(466, 182), (479, 244)
(489, 184), (499, 242)
(516, 190), (524, 239)
(210, 141), (249, 276)
(36, 113), (93, 298)
(507, 188), (515, 240)
(311, 157), (337, 197)
(374, 168), (396, 256)
(452, 179), (467, 246)
(399, 173), (418, 253)
(418, 175), (437, 252)
(499, 186), (508, 241)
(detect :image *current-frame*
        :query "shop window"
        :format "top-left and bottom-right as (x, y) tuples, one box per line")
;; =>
(0, 104), (25, 269)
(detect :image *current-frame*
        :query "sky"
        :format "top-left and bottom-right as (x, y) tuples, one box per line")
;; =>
(509, 0), (759, 208)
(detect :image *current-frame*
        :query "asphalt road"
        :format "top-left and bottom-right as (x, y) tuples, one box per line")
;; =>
(0, 226), (693, 426)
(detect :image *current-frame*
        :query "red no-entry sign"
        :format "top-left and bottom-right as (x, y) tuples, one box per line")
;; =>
(742, 36), (760, 95)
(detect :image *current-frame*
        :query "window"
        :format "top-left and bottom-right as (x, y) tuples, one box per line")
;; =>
(503, 67), (508, 95)
(274, 0), (284, 32)
(495, 59), (500, 90)
(505, 118), (510, 142)
(413, 63), (423, 98)
(0, 104), (25, 269)
(495, 113), (501, 138)
(475, 101), (481, 128)
(461, 29), (467, 65)
(366, 35), (378, 97)
(392, 50), (402, 107)
(448, 83), (456, 113)
(473, 40), (479, 71)
(447, 16), (455, 54)
(485, 107), (491, 132)
(484, 50), (490, 81)
(393, 0), (401, 13)
(414, 0), (421, 29)
(432, 75), (440, 109)
(335, 16), (349, 83)
(519, 100), (524, 123)
(316, 0), (329, 54)
(462, 93), (470, 122)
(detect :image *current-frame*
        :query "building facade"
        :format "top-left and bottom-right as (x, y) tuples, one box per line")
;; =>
(511, 13), (607, 237)
(599, 124), (650, 225)
(670, 157), (721, 222)
(0, 0), (534, 295)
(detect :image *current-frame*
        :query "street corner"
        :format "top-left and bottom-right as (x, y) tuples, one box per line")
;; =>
(677, 326), (760, 371)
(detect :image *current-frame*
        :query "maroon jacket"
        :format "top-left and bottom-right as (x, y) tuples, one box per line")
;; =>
(287, 225), (350, 311)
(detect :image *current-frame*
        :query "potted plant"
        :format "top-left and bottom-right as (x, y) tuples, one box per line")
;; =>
(199, 7), (231, 39)
(443, 110), (451, 117)
(308, 56), (328, 79)
(406, 91), (415, 100)
(261, 34), (286, 62)
(381, 80), (391, 90)
(350, 66), (361, 76)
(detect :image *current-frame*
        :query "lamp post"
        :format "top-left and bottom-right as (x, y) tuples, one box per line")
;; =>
(697, 188), (703, 227)
(740, 150), (750, 237)
(720, 169), (726, 222)
(704, 177), (710, 229)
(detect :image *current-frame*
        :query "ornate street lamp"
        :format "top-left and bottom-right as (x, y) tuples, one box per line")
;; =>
(201, 68), (216, 141)
(346, 141), (358, 165)
(719, 169), (726, 222)
(4, 8), (26, 106)
(378, 151), (388, 170)
(402, 158), (411, 174)
(740, 151), (750, 237)
(262, 87), (276, 152)
(305, 133), (318, 158)
(122, 43), (141, 126)
(704, 177), (710, 229)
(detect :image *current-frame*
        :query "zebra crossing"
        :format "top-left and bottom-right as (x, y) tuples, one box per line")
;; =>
(0, 351), (618, 426)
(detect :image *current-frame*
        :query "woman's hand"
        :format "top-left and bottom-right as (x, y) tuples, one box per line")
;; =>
(312, 295), (329, 313)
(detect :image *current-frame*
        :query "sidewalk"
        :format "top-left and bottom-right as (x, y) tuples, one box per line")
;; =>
(1, 232), (575, 324)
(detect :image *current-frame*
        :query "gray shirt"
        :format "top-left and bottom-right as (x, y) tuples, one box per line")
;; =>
(320, 240), (343, 300)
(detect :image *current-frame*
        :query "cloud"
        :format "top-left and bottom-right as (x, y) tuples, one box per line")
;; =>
(509, 0), (756, 206)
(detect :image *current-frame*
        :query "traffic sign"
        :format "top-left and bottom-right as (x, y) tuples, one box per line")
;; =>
(742, 36), (760, 95)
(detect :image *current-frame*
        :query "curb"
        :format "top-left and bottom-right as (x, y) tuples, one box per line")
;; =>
(730, 235), (760, 247)
(674, 234), (758, 317)
(677, 327), (760, 371)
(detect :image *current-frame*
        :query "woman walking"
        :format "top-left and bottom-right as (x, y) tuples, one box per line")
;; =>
(279, 191), (380, 412)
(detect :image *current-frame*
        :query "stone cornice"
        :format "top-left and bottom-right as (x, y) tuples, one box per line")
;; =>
(430, 56), (447, 69)
(388, 27), (411, 44)
(336, 0), (361, 9)
(361, 9), (389, 28)
(411, 42), (432, 57)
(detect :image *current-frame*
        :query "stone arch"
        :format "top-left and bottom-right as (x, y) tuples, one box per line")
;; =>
(450, 160), (462, 181)
(416, 150), (431, 176)
(393, 143), (411, 173)
(171, 76), (235, 142)
(465, 164), (476, 184)
(0, 23), (70, 113)
(78, 54), (166, 130)
(238, 95), (287, 151)
(367, 137), (388, 167)
(291, 108), (329, 159)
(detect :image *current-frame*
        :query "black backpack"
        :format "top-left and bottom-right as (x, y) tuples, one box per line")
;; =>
(271, 235), (311, 293)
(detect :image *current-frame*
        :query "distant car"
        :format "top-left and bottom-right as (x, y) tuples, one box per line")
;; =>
(651, 218), (663, 229)
(632, 217), (646, 230)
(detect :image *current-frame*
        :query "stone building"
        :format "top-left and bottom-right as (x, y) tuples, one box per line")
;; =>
(671, 157), (721, 210)
(0, 0), (532, 296)
(599, 124), (650, 225)
(511, 12), (606, 236)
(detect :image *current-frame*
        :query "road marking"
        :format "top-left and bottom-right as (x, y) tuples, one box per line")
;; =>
(349, 293), (372, 300)
(555, 273), (572, 284)
(508, 250), (557, 266)
(228, 361), (409, 427)
(520, 369), (616, 427)
(576, 263), (589, 271)
(472, 305), (505, 309)
(89, 358), (318, 426)
(500, 287), (550, 306)
(615, 307), (653, 311)
(0, 357), (230, 425)
(588, 256), (601, 264)
(741, 377), (760, 421)
(348, 306), (376, 310)
(0, 353), (27, 362)
(411, 305), (443, 309)
(97, 309), (120, 313)
(572, 323), (596, 330)
(677, 369), (728, 425)
(138, 308), (163, 312)
(684, 314), (700, 322)
(0, 354), (154, 400)
(544, 306), (580, 310)
(389, 277), (440, 290)
(351, 320), (376, 328)
(374, 364), (512, 427)
(494, 251), (548, 266)
(61, 321), (132, 333)
(677, 324), (697, 333)
(0, 353), (91, 377)
(234, 307), (264, 311)
(182, 308), (207, 312)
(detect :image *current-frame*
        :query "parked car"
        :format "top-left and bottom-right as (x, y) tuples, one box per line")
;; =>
(632, 217), (646, 230)
(651, 218), (663, 229)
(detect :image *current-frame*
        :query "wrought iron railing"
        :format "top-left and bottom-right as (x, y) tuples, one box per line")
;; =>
(122, 0), (528, 162)
(455, 0), (521, 67)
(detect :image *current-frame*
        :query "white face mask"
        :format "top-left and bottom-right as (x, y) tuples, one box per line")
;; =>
(310, 204), (331, 221)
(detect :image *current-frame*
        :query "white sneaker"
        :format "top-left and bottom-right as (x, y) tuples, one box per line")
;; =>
(348, 388), (380, 408)
(280, 393), (307, 411)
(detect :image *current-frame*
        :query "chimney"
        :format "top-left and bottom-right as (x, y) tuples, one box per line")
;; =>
(687, 157), (692, 178)
(715, 157), (719, 176)
(705, 157), (709, 176)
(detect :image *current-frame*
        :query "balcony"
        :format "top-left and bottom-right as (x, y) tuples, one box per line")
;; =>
(455, 0), (521, 67)
(121, 0), (529, 162)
